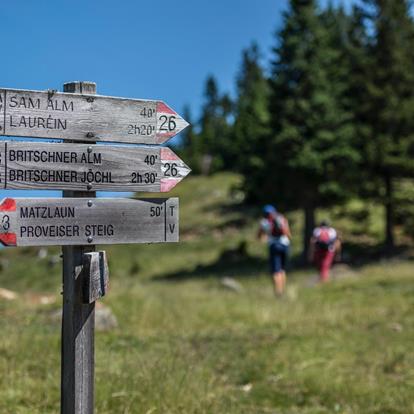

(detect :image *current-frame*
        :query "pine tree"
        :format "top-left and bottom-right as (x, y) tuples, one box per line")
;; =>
(178, 105), (200, 173)
(268, 0), (358, 259)
(233, 43), (271, 199)
(360, 0), (414, 248)
(198, 75), (233, 173)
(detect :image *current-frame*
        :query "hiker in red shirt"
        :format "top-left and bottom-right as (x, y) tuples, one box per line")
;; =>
(310, 220), (341, 283)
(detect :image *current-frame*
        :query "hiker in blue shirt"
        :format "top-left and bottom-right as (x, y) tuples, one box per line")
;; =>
(258, 205), (291, 296)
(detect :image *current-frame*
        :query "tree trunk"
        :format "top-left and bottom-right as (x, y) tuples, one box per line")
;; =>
(384, 172), (394, 249)
(303, 206), (316, 263)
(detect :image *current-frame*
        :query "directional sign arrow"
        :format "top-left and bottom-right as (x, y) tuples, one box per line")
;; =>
(0, 141), (191, 192)
(0, 88), (189, 144)
(0, 197), (179, 246)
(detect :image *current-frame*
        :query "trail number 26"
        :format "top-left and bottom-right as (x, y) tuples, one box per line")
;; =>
(159, 115), (176, 132)
(164, 163), (178, 177)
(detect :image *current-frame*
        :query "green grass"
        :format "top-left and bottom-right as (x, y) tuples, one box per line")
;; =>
(0, 173), (413, 413)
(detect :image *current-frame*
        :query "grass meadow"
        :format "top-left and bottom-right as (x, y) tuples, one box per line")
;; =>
(0, 173), (413, 413)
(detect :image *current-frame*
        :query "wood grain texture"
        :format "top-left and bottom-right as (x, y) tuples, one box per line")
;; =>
(61, 243), (95, 414)
(0, 87), (189, 144)
(0, 197), (179, 246)
(81, 251), (109, 304)
(61, 81), (96, 414)
(0, 141), (190, 192)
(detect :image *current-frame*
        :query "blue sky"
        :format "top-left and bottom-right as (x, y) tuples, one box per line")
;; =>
(0, 0), (355, 199)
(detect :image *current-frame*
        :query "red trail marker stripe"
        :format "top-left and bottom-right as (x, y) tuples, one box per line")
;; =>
(157, 102), (176, 115)
(0, 198), (16, 212)
(0, 198), (17, 246)
(0, 233), (17, 246)
(160, 178), (180, 192)
(161, 147), (180, 161)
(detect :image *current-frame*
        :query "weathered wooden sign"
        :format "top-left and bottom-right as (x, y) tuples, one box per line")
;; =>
(0, 197), (179, 246)
(0, 88), (188, 144)
(0, 141), (190, 192)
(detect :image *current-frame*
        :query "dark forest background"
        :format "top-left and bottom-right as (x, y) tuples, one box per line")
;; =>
(176, 0), (414, 259)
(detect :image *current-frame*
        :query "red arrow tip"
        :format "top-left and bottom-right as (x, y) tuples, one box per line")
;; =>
(0, 233), (16, 246)
(0, 198), (16, 212)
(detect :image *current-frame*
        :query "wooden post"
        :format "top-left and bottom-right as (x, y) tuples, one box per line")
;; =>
(61, 81), (96, 414)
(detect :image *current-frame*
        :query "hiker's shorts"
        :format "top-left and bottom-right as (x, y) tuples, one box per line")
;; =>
(269, 242), (288, 273)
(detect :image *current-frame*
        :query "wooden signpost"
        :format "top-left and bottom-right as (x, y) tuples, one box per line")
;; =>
(0, 141), (190, 192)
(0, 87), (188, 144)
(0, 197), (179, 246)
(0, 80), (191, 414)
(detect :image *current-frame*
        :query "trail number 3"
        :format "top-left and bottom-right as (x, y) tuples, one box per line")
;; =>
(2, 215), (10, 231)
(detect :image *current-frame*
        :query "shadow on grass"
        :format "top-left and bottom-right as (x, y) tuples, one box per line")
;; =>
(288, 241), (414, 271)
(153, 240), (414, 283)
(153, 241), (269, 281)
(341, 241), (414, 267)
(207, 202), (260, 221)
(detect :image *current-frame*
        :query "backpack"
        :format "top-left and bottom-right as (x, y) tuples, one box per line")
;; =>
(316, 228), (335, 250)
(270, 214), (288, 237)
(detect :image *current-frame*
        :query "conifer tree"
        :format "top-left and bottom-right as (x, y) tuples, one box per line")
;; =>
(178, 105), (200, 173)
(268, 0), (358, 259)
(198, 75), (233, 173)
(360, 0), (414, 248)
(233, 43), (271, 199)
